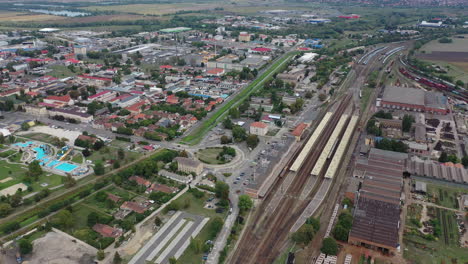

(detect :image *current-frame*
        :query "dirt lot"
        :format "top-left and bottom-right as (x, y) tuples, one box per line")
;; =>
(27, 230), (97, 264)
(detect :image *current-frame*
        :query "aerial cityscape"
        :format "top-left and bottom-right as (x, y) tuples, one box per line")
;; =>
(0, 0), (467, 263)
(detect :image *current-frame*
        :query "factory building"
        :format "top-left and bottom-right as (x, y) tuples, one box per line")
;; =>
(380, 86), (448, 115)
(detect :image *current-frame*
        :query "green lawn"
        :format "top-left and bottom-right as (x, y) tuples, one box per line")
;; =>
(69, 204), (109, 232)
(47, 65), (83, 78)
(0, 160), (27, 179)
(87, 146), (142, 172)
(30, 173), (63, 191)
(0, 149), (17, 158)
(181, 51), (298, 145)
(71, 153), (83, 164)
(196, 147), (226, 165)
(426, 183), (466, 210)
(20, 133), (54, 144)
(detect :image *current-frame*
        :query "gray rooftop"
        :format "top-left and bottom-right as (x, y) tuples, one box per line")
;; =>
(369, 148), (409, 161)
(382, 86), (425, 106)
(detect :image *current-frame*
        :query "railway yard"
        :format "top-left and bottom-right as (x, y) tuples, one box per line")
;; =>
(230, 94), (356, 264)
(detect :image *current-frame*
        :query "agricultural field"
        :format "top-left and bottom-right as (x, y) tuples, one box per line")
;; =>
(404, 205), (466, 264)
(0, 11), (61, 22)
(85, 3), (222, 16)
(426, 183), (466, 210)
(416, 35), (468, 83)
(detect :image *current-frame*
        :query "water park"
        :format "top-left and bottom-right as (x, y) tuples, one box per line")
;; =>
(13, 141), (92, 177)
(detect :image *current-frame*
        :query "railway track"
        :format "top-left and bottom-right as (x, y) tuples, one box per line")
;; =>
(231, 95), (352, 264)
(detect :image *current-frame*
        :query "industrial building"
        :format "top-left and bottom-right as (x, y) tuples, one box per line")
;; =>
(380, 86), (448, 115)
(406, 156), (468, 185)
(349, 148), (408, 254)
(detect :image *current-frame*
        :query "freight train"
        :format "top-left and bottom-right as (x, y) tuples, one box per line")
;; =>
(398, 67), (468, 102)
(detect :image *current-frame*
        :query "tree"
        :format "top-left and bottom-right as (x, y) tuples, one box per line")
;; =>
(215, 181), (229, 201)
(64, 175), (77, 188)
(402, 114), (414, 133)
(462, 156), (468, 167)
(238, 194), (253, 213)
(53, 210), (74, 229)
(154, 216), (162, 226)
(223, 118), (233, 129)
(18, 239), (33, 255)
(232, 125), (247, 142)
(0, 202), (12, 217)
(97, 250), (105, 260)
(209, 217), (224, 238)
(220, 135), (232, 144)
(169, 257), (177, 264)
(306, 217), (320, 231)
(27, 160), (43, 179)
(113, 252), (122, 264)
(291, 224), (315, 246)
(439, 151), (448, 163)
(87, 212), (100, 227)
(246, 134), (259, 149)
(94, 162), (105, 176)
(118, 148), (125, 160)
(321, 237), (338, 255)
(21, 122), (30, 131)
(318, 93), (327, 101)
(305, 91), (313, 99)
(229, 108), (240, 119)
(333, 224), (349, 241)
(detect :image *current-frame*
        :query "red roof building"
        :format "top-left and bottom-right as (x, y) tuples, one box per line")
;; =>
(107, 193), (122, 203)
(92, 224), (123, 238)
(251, 47), (272, 53)
(291, 123), (308, 140)
(120, 201), (147, 214)
(206, 68), (225, 76)
(129, 176), (151, 187)
(148, 183), (178, 194)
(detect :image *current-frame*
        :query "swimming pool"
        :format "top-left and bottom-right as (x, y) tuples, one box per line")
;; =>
(33, 147), (46, 160)
(47, 160), (60, 168)
(55, 162), (78, 173)
(15, 141), (33, 148)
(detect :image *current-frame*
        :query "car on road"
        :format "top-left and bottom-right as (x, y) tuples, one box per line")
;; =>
(236, 177), (241, 180)
(233, 181), (238, 184)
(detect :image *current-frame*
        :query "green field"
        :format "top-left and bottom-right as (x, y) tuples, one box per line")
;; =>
(181, 51), (297, 145)
(404, 206), (466, 264)
(197, 147), (227, 165)
(47, 65), (83, 78)
(426, 183), (466, 210)
(87, 146), (142, 172)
